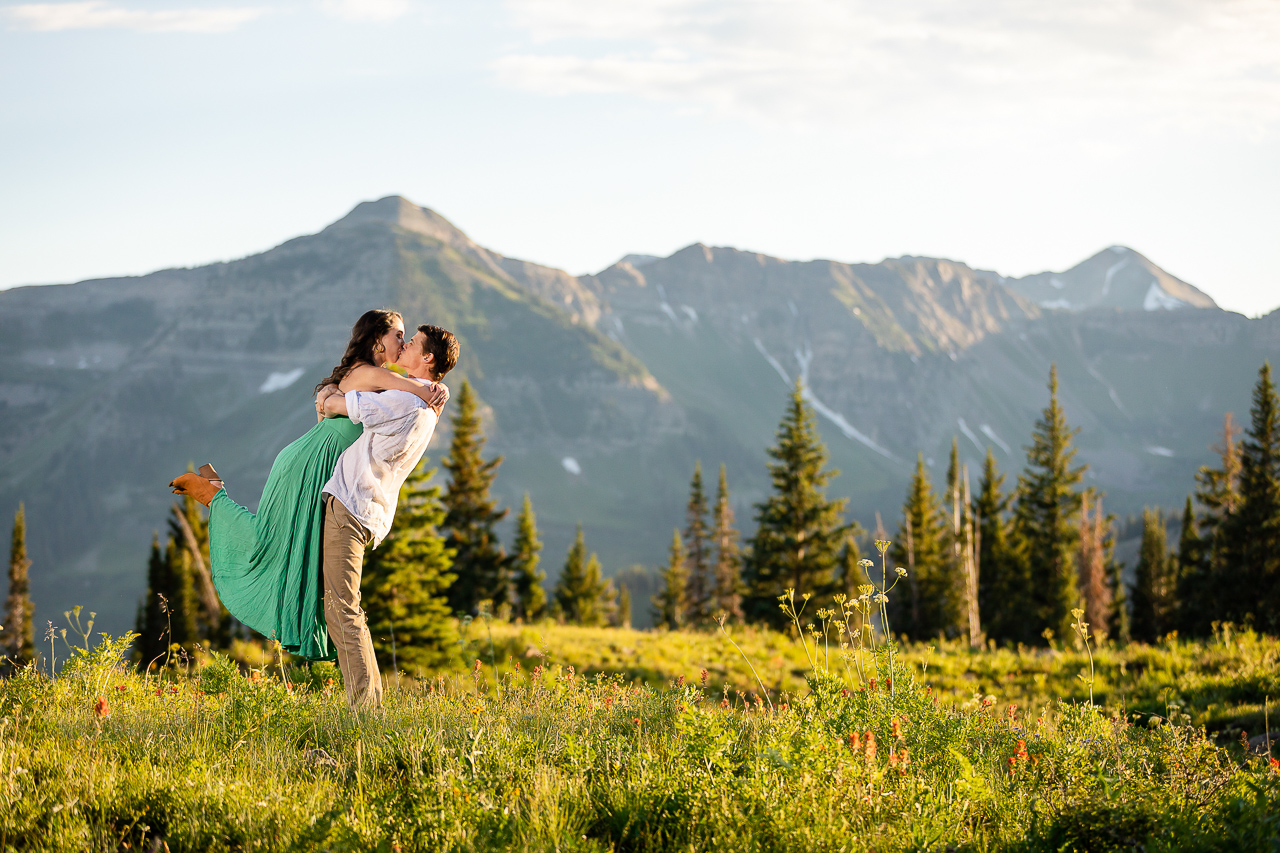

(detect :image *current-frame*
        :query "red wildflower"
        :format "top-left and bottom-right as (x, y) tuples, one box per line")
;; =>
(847, 732), (861, 751)
(93, 697), (109, 719)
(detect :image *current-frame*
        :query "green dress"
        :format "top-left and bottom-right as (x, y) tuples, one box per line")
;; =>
(208, 416), (363, 660)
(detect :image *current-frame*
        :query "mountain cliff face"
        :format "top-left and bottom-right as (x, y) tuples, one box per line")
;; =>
(0, 196), (1274, 635)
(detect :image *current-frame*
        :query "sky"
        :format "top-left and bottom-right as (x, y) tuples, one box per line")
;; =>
(1, 0), (1278, 315)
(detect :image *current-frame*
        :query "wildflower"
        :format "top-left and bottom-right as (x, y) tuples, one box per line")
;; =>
(700, 669), (708, 687)
(474, 659), (482, 673)
(675, 675), (684, 688)
(155, 688), (162, 697)
(605, 695), (615, 710)
(875, 540), (890, 555)
(170, 685), (179, 695)
(895, 567), (908, 577)
(1269, 757), (1278, 772)
(1007, 756), (1016, 768)
(567, 665), (575, 680)
(1007, 704), (1018, 721)
(632, 718), (641, 726)
(779, 703), (789, 712)
(847, 732), (861, 751)
(840, 689), (850, 698)
(93, 697), (109, 719)
(116, 685), (126, 693)
(720, 698), (729, 709)
(885, 678), (892, 691)
(864, 732), (877, 762)
(678, 704), (687, 713)
(888, 752), (899, 768)
(891, 718), (901, 740)
(249, 671), (261, 685)
(899, 747), (910, 768)
(858, 560), (874, 570)
(1015, 740), (1028, 760)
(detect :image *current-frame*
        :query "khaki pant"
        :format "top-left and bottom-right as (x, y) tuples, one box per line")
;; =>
(322, 494), (382, 711)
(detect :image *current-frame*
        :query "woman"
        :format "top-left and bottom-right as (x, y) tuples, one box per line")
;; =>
(170, 309), (448, 660)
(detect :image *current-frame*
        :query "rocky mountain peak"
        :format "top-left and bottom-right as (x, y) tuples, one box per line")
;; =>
(1003, 245), (1217, 313)
(324, 195), (473, 249)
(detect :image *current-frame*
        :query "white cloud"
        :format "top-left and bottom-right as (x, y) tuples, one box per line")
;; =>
(4, 1), (265, 33)
(320, 0), (411, 22)
(495, 0), (1280, 136)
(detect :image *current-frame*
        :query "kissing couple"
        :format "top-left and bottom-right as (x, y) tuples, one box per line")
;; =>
(169, 309), (459, 710)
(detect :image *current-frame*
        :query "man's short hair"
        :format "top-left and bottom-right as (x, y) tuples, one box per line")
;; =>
(419, 325), (459, 380)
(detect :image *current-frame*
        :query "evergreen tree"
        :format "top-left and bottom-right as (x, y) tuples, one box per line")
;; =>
(3, 504), (36, 670)
(510, 494), (546, 621)
(682, 462), (711, 623)
(553, 526), (609, 626)
(1185, 413), (1242, 634)
(1012, 365), (1086, 643)
(889, 455), (954, 639)
(710, 465), (743, 621)
(653, 529), (689, 630)
(162, 537), (200, 653)
(442, 381), (510, 616)
(616, 583), (632, 629)
(1219, 363), (1280, 631)
(1109, 557), (1131, 644)
(1174, 495), (1205, 634)
(974, 449), (1023, 643)
(362, 461), (457, 673)
(1131, 508), (1176, 643)
(744, 379), (849, 628)
(1077, 491), (1114, 642)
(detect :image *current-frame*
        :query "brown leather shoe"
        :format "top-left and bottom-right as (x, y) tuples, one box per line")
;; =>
(169, 472), (221, 507)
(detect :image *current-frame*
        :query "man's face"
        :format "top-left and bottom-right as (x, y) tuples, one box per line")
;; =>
(376, 319), (406, 366)
(399, 331), (438, 379)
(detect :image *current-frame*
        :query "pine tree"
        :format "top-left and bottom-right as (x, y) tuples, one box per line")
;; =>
(1174, 495), (1206, 635)
(1012, 365), (1086, 643)
(653, 529), (689, 630)
(890, 455), (953, 639)
(1219, 363), (1280, 631)
(1185, 413), (1242, 634)
(1109, 557), (1131, 644)
(162, 537), (200, 653)
(745, 379), (849, 628)
(510, 494), (546, 621)
(553, 526), (609, 626)
(710, 465), (743, 621)
(682, 462), (711, 624)
(1077, 491), (1114, 641)
(442, 381), (510, 616)
(4, 504), (36, 670)
(975, 449), (1023, 644)
(1131, 508), (1176, 643)
(362, 461), (457, 673)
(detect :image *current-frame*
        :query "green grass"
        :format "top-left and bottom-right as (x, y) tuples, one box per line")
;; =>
(3, 623), (1279, 852)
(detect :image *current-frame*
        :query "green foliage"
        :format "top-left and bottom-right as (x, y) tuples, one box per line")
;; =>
(976, 449), (1022, 643)
(710, 464), (743, 622)
(653, 529), (688, 630)
(442, 381), (510, 616)
(682, 462), (711, 624)
(1220, 362), (1280, 633)
(3, 502), (35, 669)
(745, 379), (849, 628)
(553, 526), (611, 627)
(362, 461), (457, 674)
(2, 621), (1278, 852)
(1012, 365), (1086, 643)
(890, 454), (952, 640)
(1132, 508), (1176, 643)
(510, 493), (546, 621)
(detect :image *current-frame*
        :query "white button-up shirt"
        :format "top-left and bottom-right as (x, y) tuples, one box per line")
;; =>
(321, 385), (441, 547)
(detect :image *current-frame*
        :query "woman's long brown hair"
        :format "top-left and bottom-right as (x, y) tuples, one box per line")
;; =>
(315, 309), (403, 392)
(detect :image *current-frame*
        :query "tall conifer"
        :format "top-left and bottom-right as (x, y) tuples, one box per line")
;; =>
(1185, 413), (1242, 633)
(653, 529), (689, 630)
(974, 449), (1023, 643)
(511, 494), (546, 621)
(4, 504), (36, 669)
(1219, 363), (1280, 630)
(1012, 365), (1085, 643)
(553, 526), (609, 626)
(890, 455), (953, 639)
(745, 379), (849, 628)
(442, 381), (510, 615)
(362, 461), (457, 672)
(1131, 508), (1175, 643)
(710, 465), (743, 621)
(683, 463), (711, 623)
(1175, 495), (1205, 634)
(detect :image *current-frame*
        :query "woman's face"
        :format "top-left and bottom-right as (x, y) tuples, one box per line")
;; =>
(374, 318), (406, 366)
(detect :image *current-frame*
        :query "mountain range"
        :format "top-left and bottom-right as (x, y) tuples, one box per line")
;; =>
(1, 196), (1276, 635)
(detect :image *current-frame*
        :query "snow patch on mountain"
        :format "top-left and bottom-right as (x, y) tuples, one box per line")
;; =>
(1144, 282), (1186, 311)
(979, 424), (1012, 455)
(957, 418), (984, 453)
(259, 368), (304, 394)
(562, 457), (581, 475)
(1145, 446), (1175, 457)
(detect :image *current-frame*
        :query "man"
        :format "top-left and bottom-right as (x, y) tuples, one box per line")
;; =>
(318, 323), (459, 710)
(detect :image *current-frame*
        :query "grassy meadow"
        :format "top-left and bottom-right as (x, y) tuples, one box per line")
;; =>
(1, 617), (1279, 852)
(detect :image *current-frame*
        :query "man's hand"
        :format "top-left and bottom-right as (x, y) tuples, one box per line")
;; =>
(424, 382), (449, 416)
(323, 392), (349, 418)
(315, 385), (340, 420)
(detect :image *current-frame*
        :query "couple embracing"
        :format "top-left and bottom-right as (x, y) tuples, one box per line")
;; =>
(169, 310), (459, 710)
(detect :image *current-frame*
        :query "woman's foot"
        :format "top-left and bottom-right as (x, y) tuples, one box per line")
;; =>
(169, 472), (220, 507)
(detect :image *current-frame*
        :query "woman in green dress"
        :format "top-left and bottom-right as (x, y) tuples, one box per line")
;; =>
(169, 309), (448, 660)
